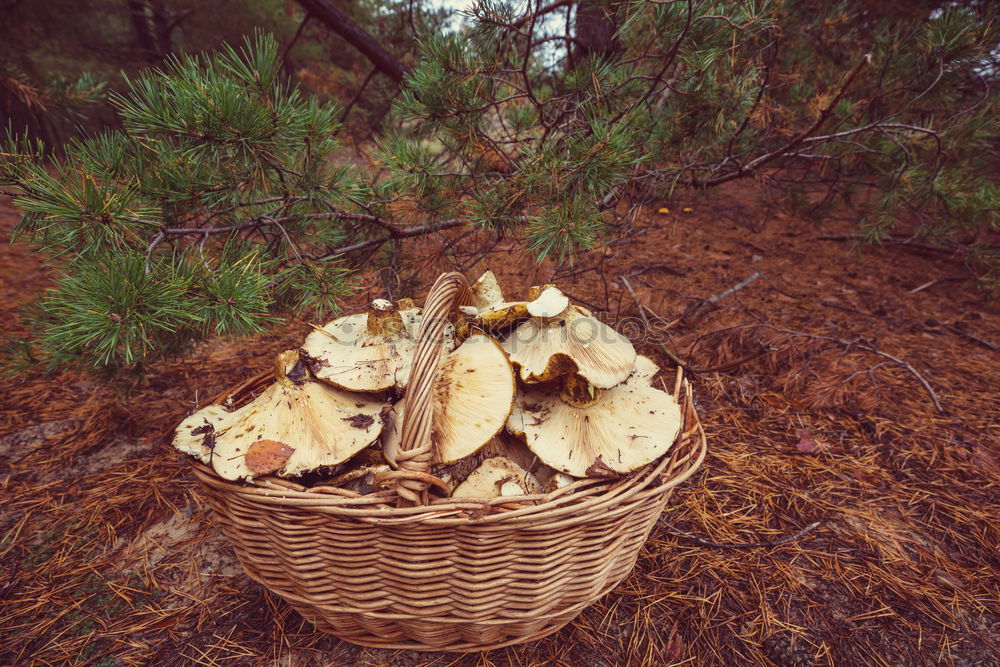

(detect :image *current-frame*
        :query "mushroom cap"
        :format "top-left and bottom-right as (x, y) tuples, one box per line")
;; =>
(451, 456), (543, 498)
(502, 303), (637, 389)
(461, 285), (572, 340)
(302, 301), (453, 392)
(382, 334), (516, 466)
(172, 353), (386, 481)
(525, 286), (570, 318)
(173, 404), (232, 460)
(543, 471), (576, 493)
(506, 355), (681, 477)
(432, 432), (540, 489)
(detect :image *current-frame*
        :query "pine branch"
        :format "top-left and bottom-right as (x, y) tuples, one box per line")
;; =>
(511, 0), (573, 30)
(696, 53), (872, 187)
(289, 218), (466, 269)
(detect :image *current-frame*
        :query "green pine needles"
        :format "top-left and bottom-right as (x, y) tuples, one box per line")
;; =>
(4, 35), (376, 370)
(3, 1), (999, 373)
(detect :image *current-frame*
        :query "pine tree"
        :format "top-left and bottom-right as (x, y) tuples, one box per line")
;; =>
(3, 1), (998, 372)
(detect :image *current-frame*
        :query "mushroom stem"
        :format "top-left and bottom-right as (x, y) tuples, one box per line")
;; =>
(274, 350), (307, 387)
(365, 298), (405, 336)
(560, 373), (601, 407)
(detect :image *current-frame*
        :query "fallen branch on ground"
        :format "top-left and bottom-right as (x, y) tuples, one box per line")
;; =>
(619, 275), (689, 369)
(658, 518), (823, 549)
(678, 271), (762, 321)
(689, 323), (946, 413)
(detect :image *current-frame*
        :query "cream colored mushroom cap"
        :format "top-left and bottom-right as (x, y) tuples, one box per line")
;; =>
(525, 286), (569, 318)
(301, 306), (415, 392)
(173, 404), (232, 462)
(382, 334), (515, 466)
(506, 356), (681, 477)
(502, 304), (637, 389)
(172, 371), (385, 481)
(452, 456), (543, 498)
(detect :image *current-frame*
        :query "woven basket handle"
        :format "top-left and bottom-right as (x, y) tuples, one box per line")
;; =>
(391, 272), (471, 507)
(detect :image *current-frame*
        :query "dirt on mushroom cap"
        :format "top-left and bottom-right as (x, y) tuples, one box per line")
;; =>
(300, 300), (441, 392)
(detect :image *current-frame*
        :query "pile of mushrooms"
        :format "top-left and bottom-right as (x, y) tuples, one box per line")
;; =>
(173, 272), (684, 500)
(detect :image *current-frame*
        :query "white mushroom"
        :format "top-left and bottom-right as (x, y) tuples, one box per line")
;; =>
(452, 456), (543, 498)
(544, 472), (577, 493)
(502, 291), (636, 389)
(382, 334), (515, 466)
(525, 285), (570, 318)
(173, 350), (386, 481)
(471, 270), (506, 311)
(460, 278), (571, 339)
(506, 355), (681, 477)
(301, 299), (452, 392)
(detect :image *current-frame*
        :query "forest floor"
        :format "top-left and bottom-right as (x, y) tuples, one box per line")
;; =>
(1, 182), (999, 667)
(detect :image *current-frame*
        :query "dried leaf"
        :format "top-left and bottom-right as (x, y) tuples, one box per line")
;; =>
(585, 455), (623, 478)
(344, 414), (375, 429)
(794, 428), (823, 453)
(971, 444), (999, 471)
(244, 439), (294, 475)
(666, 633), (684, 660)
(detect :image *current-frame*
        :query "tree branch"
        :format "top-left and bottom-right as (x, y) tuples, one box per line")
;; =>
(511, 0), (573, 30)
(304, 218), (466, 262)
(294, 0), (408, 83)
(696, 53), (872, 187)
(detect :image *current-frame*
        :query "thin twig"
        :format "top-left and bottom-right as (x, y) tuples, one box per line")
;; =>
(658, 518), (823, 549)
(511, 0), (572, 29)
(338, 67), (378, 124)
(143, 229), (166, 275)
(619, 275), (688, 369)
(281, 12), (311, 66)
(303, 218), (465, 262)
(908, 275), (964, 294)
(610, 0), (693, 126)
(624, 262), (686, 280)
(944, 325), (998, 352)
(697, 53), (872, 187)
(679, 272), (761, 320)
(559, 290), (607, 314)
(724, 324), (946, 413)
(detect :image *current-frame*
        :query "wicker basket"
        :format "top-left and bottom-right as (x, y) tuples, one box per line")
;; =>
(190, 273), (707, 651)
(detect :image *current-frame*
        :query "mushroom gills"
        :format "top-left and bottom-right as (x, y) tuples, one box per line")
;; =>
(506, 355), (681, 477)
(381, 334), (516, 467)
(171, 350), (386, 481)
(502, 298), (637, 389)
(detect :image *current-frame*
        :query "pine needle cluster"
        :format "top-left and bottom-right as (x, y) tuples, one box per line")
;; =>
(2, 1), (998, 372)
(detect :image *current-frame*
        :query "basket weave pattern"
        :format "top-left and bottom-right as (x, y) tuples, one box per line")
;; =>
(190, 273), (706, 651)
